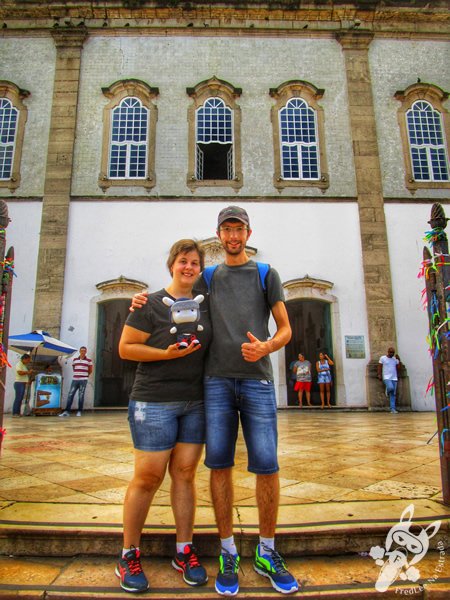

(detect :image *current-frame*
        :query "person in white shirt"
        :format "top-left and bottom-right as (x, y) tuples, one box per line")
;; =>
(377, 347), (400, 414)
(59, 346), (93, 417)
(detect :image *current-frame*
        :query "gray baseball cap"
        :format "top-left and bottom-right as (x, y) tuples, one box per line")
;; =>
(217, 206), (250, 229)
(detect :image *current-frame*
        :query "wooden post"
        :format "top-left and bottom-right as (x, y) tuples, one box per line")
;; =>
(0, 198), (13, 454)
(423, 203), (450, 506)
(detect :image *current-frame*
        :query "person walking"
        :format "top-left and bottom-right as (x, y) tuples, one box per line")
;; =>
(12, 354), (31, 417)
(59, 346), (93, 417)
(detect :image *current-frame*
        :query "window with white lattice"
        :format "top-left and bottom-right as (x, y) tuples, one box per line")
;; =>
(99, 80), (158, 191)
(395, 83), (450, 191)
(270, 81), (328, 190)
(0, 81), (29, 191)
(187, 77), (242, 190)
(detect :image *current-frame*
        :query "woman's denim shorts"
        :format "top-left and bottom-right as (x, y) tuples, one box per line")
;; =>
(128, 399), (205, 452)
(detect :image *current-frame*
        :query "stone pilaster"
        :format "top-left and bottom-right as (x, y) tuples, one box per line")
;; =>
(337, 31), (410, 410)
(32, 27), (87, 337)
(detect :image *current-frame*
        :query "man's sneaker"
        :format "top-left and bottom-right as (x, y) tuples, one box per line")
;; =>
(115, 546), (149, 593)
(390, 409), (399, 414)
(76, 411), (82, 417)
(215, 549), (240, 596)
(172, 544), (208, 586)
(254, 543), (299, 594)
(58, 411), (70, 417)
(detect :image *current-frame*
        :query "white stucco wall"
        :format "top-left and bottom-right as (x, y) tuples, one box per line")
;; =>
(385, 204), (436, 411)
(370, 39), (450, 200)
(51, 200), (368, 408)
(72, 35), (355, 198)
(4, 201), (42, 411)
(0, 37), (55, 198)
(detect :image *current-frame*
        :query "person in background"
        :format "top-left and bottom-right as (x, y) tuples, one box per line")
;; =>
(59, 346), (93, 417)
(377, 347), (401, 414)
(293, 353), (312, 407)
(316, 352), (334, 409)
(12, 354), (31, 417)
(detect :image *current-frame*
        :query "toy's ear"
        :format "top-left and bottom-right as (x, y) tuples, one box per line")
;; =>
(425, 520), (441, 540)
(399, 504), (415, 525)
(163, 297), (174, 307)
(193, 294), (204, 304)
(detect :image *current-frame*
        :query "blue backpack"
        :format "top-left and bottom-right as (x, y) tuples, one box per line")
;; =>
(202, 262), (270, 294)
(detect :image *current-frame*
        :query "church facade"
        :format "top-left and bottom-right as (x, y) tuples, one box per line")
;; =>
(1, 1), (449, 411)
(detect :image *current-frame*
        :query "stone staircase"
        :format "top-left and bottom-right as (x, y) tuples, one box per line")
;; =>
(1, 499), (449, 599)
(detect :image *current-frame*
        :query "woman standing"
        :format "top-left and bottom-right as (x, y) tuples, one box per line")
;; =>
(116, 239), (211, 593)
(316, 352), (334, 409)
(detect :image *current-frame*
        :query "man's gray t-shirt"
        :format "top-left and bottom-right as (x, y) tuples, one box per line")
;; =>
(197, 260), (285, 380)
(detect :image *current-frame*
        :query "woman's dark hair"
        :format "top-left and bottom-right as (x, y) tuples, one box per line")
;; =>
(21, 354), (31, 361)
(167, 239), (205, 274)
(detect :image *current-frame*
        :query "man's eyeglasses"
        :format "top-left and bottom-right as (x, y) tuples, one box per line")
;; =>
(219, 226), (248, 235)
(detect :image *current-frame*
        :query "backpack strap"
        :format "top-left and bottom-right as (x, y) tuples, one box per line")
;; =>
(256, 262), (270, 292)
(202, 265), (218, 291)
(203, 262), (270, 292)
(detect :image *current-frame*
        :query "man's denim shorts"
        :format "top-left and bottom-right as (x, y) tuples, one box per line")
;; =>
(128, 399), (205, 452)
(203, 376), (279, 474)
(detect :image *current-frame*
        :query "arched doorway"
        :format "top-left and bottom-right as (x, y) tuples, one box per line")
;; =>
(283, 275), (343, 407)
(95, 299), (137, 407)
(285, 299), (333, 406)
(91, 276), (148, 408)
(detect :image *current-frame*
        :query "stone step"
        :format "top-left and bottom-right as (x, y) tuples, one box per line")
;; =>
(0, 552), (449, 599)
(1, 500), (449, 559)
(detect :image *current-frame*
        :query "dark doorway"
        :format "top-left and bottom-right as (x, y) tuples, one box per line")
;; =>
(285, 299), (334, 406)
(95, 299), (137, 407)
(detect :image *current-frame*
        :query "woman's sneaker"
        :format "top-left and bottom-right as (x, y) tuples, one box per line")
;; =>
(115, 546), (149, 593)
(172, 544), (208, 586)
(254, 543), (299, 594)
(215, 549), (240, 596)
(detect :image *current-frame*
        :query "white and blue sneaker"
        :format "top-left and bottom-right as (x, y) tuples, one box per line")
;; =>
(215, 549), (240, 596)
(254, 543), (299, 594)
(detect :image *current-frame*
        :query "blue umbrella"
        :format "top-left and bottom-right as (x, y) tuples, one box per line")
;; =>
(8, 330), (77, 359)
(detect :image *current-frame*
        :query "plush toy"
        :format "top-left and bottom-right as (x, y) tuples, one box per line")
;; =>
(162, 295), (204, 349)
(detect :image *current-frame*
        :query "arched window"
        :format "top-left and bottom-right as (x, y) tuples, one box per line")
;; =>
(279, 98), (319, 180)
(395, 83), (450, 191)
(109, 97), (149, 179)
(270, 81), (328, 190)
(187, 77), (242, 190)
(406, 101), (449, 182)
(99, 80), (158, 191)
(0, 81), (29, 191)
(196, 98), (233, 181)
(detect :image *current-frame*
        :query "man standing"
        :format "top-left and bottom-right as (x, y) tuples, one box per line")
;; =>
(12, 354), (32, 417)
(59, 346), (93, 417)
(293, 353), (312, 407)
(377, 347), (400, 414)
(201, 206), (298, 596)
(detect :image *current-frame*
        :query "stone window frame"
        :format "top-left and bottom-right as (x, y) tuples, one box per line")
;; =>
(0, 81), (29, 192)
(186, 77), (243, 191)
(270, 80), (329, 191)
(99, 79), (159, 192)
(394, 83), (450, 192)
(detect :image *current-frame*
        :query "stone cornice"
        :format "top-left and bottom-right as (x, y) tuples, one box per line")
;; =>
(1, 1), (449, 37)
